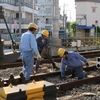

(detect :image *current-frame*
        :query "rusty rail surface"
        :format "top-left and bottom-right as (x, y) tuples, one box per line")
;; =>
(0, 65), (96, 87)
(0, 50), (100, 69)
(57, 75), (100, 97)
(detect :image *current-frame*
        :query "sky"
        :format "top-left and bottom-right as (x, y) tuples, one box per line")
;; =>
(59, 0), (76, 22)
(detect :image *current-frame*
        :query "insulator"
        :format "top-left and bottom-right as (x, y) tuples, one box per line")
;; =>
(97, 57), (100, 62)
(96, 62), (100, 69)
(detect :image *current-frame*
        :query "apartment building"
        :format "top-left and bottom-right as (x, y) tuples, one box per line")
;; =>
(75, 0), (100, 37)
(35, 0), (60, 38)
(0, 0), (37, 34)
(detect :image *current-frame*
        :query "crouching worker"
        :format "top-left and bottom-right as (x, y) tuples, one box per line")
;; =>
(36, 30), (59, 73)
(58, 48), (89, 80)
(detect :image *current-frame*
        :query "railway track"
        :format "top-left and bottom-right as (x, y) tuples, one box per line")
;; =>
(0, 65), (100, 98)
(0, 50), (100, 99)
(0, 65), (97, 86)
(0, 50), (100, 69)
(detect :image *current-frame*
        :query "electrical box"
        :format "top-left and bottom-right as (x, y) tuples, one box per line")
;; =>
(71, 42), (77, 47)
(77, 40), (81, 47)
(58, 30), (67, 39)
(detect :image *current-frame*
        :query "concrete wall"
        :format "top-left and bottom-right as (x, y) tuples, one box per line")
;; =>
(76, 29), (85, 38)
(76, 1), (100, 26)
(49, 38), (61, 55)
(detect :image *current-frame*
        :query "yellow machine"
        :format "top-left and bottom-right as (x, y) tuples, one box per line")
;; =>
(0, 80), (57, 100)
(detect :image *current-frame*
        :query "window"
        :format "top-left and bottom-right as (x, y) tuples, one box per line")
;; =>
(34, 0), (37, 4)
(45, 8), (51, 14)
(92, 7), (97, 13)
(16, 13), (19, 18)
(46, 18), (48, 24)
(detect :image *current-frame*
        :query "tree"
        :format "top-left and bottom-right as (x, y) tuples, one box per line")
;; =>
(68, 22), (78, 37)
(94, 26), (100, 37)
(94, 26), (100, 33)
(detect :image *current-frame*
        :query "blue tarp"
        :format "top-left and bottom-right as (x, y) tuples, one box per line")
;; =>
(77, 25), (94, 29)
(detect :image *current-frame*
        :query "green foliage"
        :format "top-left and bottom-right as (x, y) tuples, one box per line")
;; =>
(68, 22), (78, 37)
(95, 26), (100, 33)
(95, 41), (100, 46)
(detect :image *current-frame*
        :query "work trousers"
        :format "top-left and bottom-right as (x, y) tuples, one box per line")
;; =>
(22, 51), (34, 81)
(36, 54), (55, 72)
(36, 47), (56, 72)
(66, 66), (86, 79)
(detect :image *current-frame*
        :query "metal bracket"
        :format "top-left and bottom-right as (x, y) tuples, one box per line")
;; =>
(0, 6), (16, 50)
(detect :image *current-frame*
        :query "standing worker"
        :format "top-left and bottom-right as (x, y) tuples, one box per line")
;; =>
(36, 30), (59, 73)
(20, 23), (42, 82)
(58, 48), (89, 80)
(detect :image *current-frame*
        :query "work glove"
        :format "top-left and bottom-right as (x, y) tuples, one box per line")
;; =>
(86, 63), (89, 67)
(37, 54), (43, 61)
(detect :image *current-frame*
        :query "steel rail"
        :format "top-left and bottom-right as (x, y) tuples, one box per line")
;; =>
(0, 50), (100, 69)
(1, 65), (96, 86)
(0, 65), (99, 98)
(57, 75), (100, 97)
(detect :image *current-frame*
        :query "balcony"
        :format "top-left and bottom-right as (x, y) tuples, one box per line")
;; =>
(15, 0), (33, 8)
(36, 1), (53, 6)
(0, 0), (15, 5)
(0, 0), (33, 8)
(0, 17), (32, 24)
(34, 19), (38, 24)
(37, 11), (52, 17)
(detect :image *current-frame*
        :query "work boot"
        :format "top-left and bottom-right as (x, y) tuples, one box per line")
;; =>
(53, 65), (60, 70)
(83, 71), (87, 78)
(60, 76), (66, 80)
(35, 60), (41, 73)
(25, 79), (30, 84)
(71, 72), (76, 78)
(36, 67), (39, 73)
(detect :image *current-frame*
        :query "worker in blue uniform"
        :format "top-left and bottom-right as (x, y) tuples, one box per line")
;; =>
(20, 23), (42, 82)
(58, 48), (89, 80)
(36, 30), (59, 73)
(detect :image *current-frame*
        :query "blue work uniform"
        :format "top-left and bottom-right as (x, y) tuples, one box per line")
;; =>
(20, 30), (39, 81)
(36, 36), (48, 54)
(61, 51), (88, 79)
(36, 36), (56, 72)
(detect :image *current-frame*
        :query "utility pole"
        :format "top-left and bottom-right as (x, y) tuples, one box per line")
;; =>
(95, 20), (98, 42)
(65, 15), (67, 29)
(52, 0), (54, 36)
(52, 0), (59, 38)
(63, 4), (65, 29)
(19, 0), (22, 34)
(63, 4), (68, 30)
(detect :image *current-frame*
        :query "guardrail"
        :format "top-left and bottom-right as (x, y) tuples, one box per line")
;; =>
(61, 37), (100, 47)
(1, 33), (100, 49)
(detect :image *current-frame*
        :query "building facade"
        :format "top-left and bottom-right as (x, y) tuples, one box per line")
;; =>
(35, 0), (60, 38)
(75, 0), (100, 37)
(0, 0), (38, 34)
(76, 0), (100, 26)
